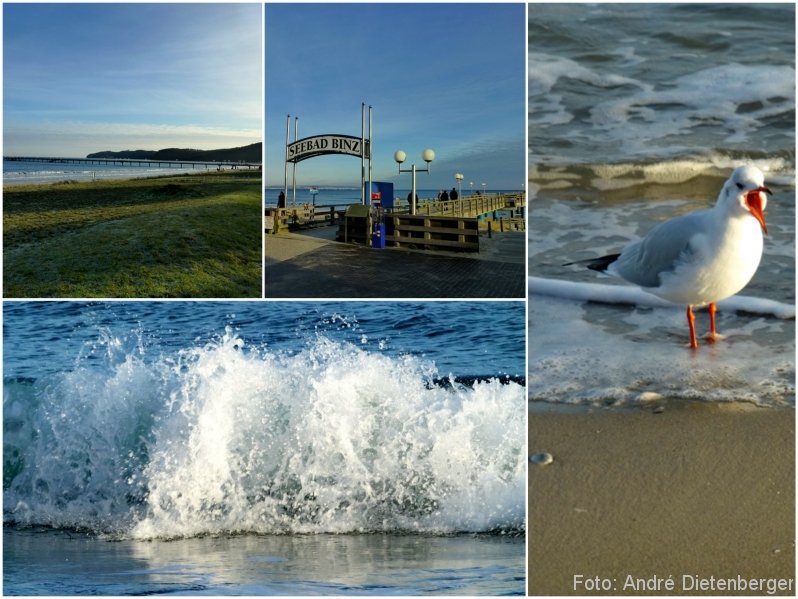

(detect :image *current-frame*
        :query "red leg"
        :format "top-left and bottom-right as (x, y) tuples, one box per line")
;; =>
(686, 305), (698, 349)
(708, 302), (718, 343)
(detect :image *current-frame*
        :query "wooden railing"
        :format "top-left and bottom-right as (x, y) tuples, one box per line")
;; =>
(265, 193), (526, 246)
(264, 205), (316, 233)
(398, 192), (526, 217)
(386, 214), (480, 252)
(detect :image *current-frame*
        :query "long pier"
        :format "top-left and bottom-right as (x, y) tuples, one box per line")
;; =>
(4, 156), (261, 170)
(266, 192), (527, 253)
(410, 192), (526, 218)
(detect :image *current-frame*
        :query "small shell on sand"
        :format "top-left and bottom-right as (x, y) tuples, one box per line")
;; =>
(530, 452), (554, 466)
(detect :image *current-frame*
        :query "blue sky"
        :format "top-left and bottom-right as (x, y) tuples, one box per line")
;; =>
(3, 3), (262, 157)
(265, 3), (525, 190)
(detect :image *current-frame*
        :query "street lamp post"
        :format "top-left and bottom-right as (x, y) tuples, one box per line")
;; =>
(394, 149), (435, 215)
(455, 172), (464, 215)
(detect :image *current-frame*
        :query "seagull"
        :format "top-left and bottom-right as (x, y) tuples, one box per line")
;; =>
(568, 165), (771, 349)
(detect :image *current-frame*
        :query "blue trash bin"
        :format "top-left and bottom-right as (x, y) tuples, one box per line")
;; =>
(372, 223), (386, 249)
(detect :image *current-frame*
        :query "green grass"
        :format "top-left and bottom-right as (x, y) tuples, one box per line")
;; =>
(4, 171), (262, 297)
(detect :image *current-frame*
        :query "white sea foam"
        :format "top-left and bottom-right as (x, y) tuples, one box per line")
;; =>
(2, 161), (232, 186)
(529, 282), (795, 407)
(529, 276), (796, 319)
(529, 295), (794, 408)
(530, 47), (795, 165)
(4, 332), (525, 538)
(529, 52), (649, 132)
(590, 63), (795, 151)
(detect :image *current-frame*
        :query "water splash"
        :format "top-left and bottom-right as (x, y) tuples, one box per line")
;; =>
(4, 330), (525, 539)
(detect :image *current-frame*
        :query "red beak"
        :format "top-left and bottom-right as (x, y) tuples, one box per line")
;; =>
(745, 186), (771, 234)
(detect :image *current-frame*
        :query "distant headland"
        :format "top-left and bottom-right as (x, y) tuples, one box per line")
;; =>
(87, 142), (262, 163)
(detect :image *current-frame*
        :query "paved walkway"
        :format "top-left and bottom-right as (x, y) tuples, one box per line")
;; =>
(264, 228), (525, 298)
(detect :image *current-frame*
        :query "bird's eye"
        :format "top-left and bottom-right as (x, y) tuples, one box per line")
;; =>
(736, 182), (744, 190)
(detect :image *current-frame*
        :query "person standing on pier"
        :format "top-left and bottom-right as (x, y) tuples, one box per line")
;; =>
(407, 191), (418, 213)
(450, 187), (458, 201)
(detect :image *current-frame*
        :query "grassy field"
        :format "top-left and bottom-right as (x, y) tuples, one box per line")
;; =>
(4, 170), (262, 298)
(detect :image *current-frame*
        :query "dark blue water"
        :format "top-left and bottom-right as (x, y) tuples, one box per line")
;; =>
(264, 188), (519, 207)
(3, 301), (524, 380)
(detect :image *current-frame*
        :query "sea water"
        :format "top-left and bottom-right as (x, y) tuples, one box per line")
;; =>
(528, 4), (795, 408)
(2, 158), (240, 186)
(3, 301), (526, 594)
(264, 188), (517, 207)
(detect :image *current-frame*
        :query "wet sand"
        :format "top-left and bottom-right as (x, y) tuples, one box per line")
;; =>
(528, 402), (795, 595)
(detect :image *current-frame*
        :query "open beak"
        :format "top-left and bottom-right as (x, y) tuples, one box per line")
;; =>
(745, 186), (771, 234)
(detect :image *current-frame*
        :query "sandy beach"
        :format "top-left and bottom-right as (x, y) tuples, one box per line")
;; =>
(528, 402), (795, 595)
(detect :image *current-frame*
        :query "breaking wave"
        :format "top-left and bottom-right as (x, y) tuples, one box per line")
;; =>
(3, 330), (525, 539)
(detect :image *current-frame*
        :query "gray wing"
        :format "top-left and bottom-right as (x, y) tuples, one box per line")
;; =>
(611, 210), (709, 288)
